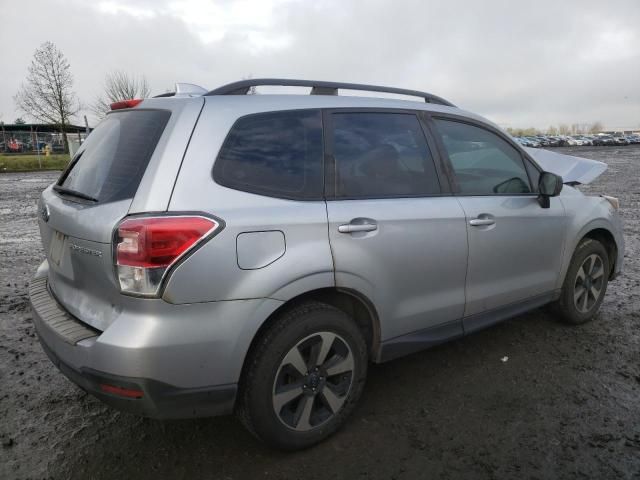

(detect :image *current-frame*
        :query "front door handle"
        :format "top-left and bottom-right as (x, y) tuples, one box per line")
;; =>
(469, 218), (495, 227)
(338, 223), (378, 233)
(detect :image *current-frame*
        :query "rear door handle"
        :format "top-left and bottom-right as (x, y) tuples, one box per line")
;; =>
(338, 223), (378, 233)
(469, 218), (495, 226)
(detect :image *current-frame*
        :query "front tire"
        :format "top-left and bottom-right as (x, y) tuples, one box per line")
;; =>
(237, 301), (368, 450)
(554, 238), (610, 324)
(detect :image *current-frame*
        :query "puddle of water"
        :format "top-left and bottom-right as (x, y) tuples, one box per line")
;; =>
(20, 178), (53, 183)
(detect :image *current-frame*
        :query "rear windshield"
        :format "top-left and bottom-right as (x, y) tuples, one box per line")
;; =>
(58, 109), (170, 203)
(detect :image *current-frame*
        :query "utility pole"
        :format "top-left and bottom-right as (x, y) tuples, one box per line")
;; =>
(32, 125), (42, 169)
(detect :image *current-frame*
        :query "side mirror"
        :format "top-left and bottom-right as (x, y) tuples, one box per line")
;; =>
(538, 171), (563, 208)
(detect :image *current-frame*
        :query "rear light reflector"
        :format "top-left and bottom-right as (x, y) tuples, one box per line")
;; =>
(110, 99), (143, 110)
(100, 383), (144, 399)
(115, 215), (220, 296)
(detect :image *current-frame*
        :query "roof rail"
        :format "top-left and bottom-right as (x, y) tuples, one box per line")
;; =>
(205, 78), (455, 107)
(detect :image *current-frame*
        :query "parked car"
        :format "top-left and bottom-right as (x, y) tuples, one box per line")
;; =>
(6, 138), (24, 152)
(514, 136), (534, 147)
(593, 135), (615, 146)
(30, 79), (624, 450)
(557, 136), (575, 146)
(535, 135), (552, 147)
(612, 135), (630, 146)
(626, 134), (640, 144)
(524, 136), (541, 147)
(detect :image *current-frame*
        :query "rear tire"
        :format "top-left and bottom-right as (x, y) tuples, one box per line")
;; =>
(237, 301), (368, 450)
(553, 238), (610, 325)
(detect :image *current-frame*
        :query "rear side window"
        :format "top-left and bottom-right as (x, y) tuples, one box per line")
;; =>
(434, 119), (532, 195)
(330, 113), (440, 198)
(58, 110), (170, 203)
(213, 110), (323, 200)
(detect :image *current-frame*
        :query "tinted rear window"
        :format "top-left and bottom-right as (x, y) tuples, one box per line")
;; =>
(213, 110), (323, 200)
(58, 110), (170, 203)
(331, 112), (440, 198)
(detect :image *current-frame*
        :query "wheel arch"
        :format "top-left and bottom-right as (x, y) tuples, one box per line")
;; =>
(238, 287), (382, 392)
(561, 220), (619, 288)
(581, 227), (618, 279)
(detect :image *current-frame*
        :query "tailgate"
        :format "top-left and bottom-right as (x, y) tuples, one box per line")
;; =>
(37, 102), (200, 330)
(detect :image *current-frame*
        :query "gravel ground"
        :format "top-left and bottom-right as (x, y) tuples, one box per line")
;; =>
(1, 146), (638, 479)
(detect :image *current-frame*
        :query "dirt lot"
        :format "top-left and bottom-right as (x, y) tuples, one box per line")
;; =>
(1, 146), (638, 479)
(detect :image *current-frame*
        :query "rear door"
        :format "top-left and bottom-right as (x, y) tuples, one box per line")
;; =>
(429, 116), (567, 332)
(324, 110), (468, 347)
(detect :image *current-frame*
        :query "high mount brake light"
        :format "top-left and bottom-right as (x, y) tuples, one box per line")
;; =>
(110, 99), (143, 110)
(115, 216), (219, 296)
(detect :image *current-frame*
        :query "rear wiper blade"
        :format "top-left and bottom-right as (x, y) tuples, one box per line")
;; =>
(53, 185), (98, 202)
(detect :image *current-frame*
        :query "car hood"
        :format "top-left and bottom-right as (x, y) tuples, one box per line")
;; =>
(524, 147), (607, 185)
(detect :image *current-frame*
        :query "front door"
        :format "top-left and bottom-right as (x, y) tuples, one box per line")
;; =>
(431, 118), (567, 332)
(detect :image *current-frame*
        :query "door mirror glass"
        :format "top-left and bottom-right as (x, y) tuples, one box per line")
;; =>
(538, 171), (563, 197)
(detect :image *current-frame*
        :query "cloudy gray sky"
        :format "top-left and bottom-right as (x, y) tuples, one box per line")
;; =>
(1, 0), (638, 129)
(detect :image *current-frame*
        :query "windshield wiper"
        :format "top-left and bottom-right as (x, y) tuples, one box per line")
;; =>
(53, 185), (98, 203)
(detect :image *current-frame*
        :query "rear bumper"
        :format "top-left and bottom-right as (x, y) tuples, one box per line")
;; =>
(30, 260), (283, 419)
(37, 334), (237, 419)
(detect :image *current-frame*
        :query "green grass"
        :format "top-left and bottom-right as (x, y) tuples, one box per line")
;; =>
(0, 154), (70, 172)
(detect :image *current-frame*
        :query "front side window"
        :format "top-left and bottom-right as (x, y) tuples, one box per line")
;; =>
(213, 110), (323, 200)
(434, 119), (532, 195)
(331, 113), (440, 198)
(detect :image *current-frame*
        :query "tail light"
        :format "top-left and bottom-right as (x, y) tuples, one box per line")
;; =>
(115, 215), (221, 297)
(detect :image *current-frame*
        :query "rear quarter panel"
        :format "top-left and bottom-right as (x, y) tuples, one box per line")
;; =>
(128, 97), (205, 213)
(163, 98), (334, 304)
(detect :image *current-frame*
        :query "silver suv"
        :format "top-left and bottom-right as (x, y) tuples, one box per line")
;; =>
(30, 79), (624, 450)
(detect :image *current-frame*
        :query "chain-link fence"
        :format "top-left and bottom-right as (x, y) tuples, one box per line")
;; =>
(0, 124), (89, 155)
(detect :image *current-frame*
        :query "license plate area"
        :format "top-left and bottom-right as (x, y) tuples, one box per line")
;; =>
(49, 230), (66, 266)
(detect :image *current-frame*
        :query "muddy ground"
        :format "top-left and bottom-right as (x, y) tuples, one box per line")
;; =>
(1, 146), (638, 479)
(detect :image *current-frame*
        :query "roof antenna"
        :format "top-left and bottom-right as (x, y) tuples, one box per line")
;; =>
(174, 83), (208, 97)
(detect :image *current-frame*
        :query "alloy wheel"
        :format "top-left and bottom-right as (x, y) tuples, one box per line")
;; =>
(272, 331), (354, 432)
(573, 253), (605, 313)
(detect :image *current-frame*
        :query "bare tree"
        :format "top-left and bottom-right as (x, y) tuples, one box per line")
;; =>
(91, 71), (151, 118)
(507, 127), (540, 137)
(589, 121), (604, 134)
(14, 41), (80, 153)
